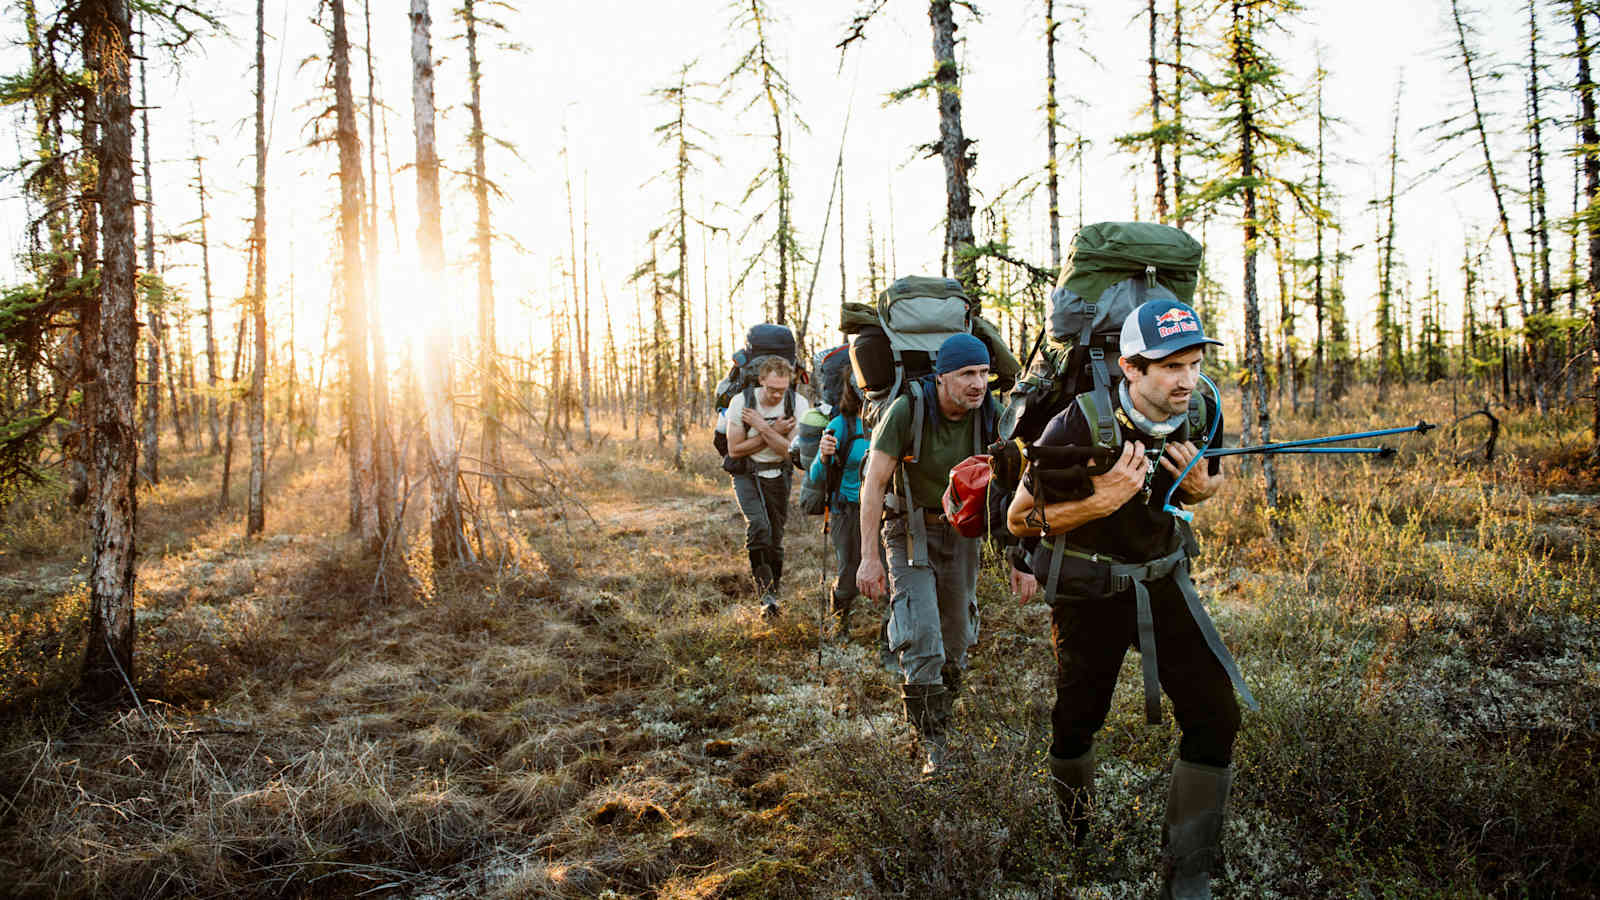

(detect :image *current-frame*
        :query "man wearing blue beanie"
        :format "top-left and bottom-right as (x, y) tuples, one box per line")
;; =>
(857, 332), (1038, 776)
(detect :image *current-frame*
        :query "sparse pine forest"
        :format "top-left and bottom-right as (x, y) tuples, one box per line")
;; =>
(0, 1), (1596, 897)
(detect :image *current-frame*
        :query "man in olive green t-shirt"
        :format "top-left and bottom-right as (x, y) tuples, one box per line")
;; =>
(857, 334), (1038, 776)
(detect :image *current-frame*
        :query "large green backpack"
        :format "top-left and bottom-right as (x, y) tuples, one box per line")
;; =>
(999, 222), (1204, 447)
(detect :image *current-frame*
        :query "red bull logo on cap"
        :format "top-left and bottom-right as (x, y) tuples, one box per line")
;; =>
(1154, 306), (1199, 338)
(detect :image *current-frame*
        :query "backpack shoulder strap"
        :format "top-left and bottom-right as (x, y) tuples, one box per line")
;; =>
(1075, 391), (1122, 451)
(1186, 392), (1209, 447)
(784, 388), (795, 419)
(906, 380), (927, 464)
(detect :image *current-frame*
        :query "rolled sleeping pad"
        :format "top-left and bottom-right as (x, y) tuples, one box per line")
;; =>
(790, 406), (830, 472)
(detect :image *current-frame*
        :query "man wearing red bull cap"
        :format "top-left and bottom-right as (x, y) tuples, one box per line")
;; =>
(1006, 298), (1255, 900)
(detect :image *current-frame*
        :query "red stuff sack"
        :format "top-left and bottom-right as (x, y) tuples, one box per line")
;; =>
(941, 454), (1000, 539)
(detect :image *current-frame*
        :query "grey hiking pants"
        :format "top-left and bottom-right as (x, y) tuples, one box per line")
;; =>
(882, 514), (980, 686)
(732, 468), (791, 591)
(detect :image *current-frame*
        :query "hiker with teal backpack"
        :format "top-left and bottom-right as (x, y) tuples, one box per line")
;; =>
(858, 333), (1038, 776)
(809, 380), (870, 634)
(720, 327), (809, 619)
(1006, 292), (1255, 900)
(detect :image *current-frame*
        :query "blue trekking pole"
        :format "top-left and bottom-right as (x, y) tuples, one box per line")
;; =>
(1162, 374), (1435, 521)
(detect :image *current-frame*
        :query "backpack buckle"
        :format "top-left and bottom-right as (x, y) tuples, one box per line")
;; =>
(1088, 347), (1104, 361)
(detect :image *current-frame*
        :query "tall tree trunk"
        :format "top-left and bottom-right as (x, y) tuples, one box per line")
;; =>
(331, 0), (382, 552)
(1575, 1), (1600, 458)
(246, 0), (268, 536)
(138, 26), (158, 486)
(1311, 60), (1327, 420)
(1045, 0), (1061, 266)
(462, 0), (505, 502)
(580, 181), (593, 444)
(930, 0), (977, 295)
(1378, 87), (1400, 398)
(1172, 0), (1188, 227)
(364, 0), (398, 543)
(410, 0), (472, 566)
(674, 76), (689, 470)
(195, 153), (221, 454)
(1232, 0), (1276, 511)
(1148, 0), (1168, 221)
(1450, 0), (1529, 402)
(1527, 0), (1555, 411)
(81, 0), (138, 702)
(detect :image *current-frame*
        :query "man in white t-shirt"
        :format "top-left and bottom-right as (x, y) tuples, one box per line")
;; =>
(724, 356), (810, 617)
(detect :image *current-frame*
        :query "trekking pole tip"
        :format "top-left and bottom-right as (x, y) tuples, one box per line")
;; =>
(1417, 420), (1437, 433)
(1377, 446), (1397, 460)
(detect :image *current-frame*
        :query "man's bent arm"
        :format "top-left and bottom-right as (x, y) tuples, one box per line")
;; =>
(858, 449), (896, 562)
(1006, 480), (1117, 538)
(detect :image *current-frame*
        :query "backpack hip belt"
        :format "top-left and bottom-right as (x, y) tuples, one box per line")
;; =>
(1041, 538), (1258, 725)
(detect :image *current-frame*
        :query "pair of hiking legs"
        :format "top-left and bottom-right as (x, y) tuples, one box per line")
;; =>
(1046, 569), (1241, 898)
(733, 470), (789, 613)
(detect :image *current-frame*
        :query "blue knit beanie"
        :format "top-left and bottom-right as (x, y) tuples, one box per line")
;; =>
(935, 333), (990, 375)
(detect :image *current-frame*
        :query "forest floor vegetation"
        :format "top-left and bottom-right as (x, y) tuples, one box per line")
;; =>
(0, 385), (1597, 898)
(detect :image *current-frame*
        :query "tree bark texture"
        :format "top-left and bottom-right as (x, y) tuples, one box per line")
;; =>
(80, 0), (139, 702)
(138, 27), (158, 487)
(930, 0), (977, 295)
(331, 0), (382, 552)
(410, 0), (472, 567)
(247, 0), (268, 536)
(363, 0), (398, 536)
(463, 0), (505, 500)
(1575, 2), (1600, 457)
(1045, 0), (1061, 267)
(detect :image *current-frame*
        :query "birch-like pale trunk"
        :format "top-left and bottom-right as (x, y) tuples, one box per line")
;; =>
(410, 0), (472, 566)
(138, 26), (159, 486)
(81, 0), (139, 701)
(246, 0), (268, 536)
(331, 0), (381, 551)
(364, 0), (397, 532)
(194, 153), (221, 454)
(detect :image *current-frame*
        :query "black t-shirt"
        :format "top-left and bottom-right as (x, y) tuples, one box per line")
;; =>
(1030, 392), (1223, 561)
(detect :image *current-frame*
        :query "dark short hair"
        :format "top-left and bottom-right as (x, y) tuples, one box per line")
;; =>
(1123, 354), (1154, 374)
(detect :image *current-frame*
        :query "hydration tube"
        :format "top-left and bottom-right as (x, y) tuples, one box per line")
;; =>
(1161, 372), (1222, 522)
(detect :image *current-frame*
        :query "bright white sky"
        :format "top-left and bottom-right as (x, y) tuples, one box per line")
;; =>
(0, 0), (1540, 372)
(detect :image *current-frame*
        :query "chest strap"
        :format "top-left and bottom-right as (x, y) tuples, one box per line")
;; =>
(1042, 537), (1259, 724)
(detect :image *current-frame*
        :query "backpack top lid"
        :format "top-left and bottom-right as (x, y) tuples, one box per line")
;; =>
(745, 323), (797, 365)
(876, 275), (974, 353)
(1051, 222), (1201, 342)
(813, 344), (852, 411)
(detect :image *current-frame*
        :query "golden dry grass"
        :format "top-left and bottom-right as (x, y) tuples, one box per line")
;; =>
(0, 395), (1596, 898)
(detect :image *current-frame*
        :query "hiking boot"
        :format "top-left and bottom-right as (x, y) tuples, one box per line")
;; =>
(760, 592), (780, 618)
(1047, 747), (1095, 844)
(829, 595), (854, 637)
(939, 660), (964, 702)
(1158, 760), (1231, 900)
(902, 683), (951, 776)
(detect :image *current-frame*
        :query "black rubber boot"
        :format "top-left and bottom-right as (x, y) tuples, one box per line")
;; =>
(901, 683), (950, 776)
(1158, 760), (1231, 900)
(1047, 747), (1095, 844)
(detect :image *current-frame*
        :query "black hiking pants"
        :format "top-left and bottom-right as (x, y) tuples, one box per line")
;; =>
(1049, 572), (1240, 768)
